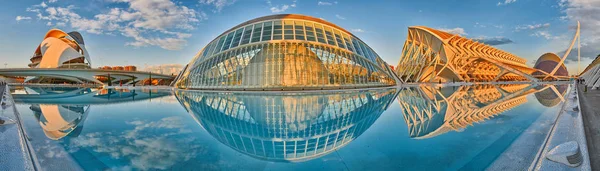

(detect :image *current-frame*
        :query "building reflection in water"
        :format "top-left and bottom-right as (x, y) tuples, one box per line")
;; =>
(398, 84), (567, 139)
(175, 88), (398, 162)
(13, 87), (170, 140)
(30, 104), (90, 140)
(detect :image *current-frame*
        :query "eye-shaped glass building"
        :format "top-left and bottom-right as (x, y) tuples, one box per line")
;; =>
(174, 14), (398, 90)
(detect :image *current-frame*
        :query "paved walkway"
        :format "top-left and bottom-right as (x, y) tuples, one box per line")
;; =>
(578, 84), (600, 170)
(0, 83), (35, 171)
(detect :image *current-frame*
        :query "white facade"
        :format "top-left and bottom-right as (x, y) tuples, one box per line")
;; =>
(30, 29), (91, 69)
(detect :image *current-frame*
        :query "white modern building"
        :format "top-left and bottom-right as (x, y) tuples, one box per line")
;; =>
(174, 14), (399, 90)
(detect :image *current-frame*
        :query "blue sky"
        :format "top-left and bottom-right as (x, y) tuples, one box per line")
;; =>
(1, 0), (597, 74)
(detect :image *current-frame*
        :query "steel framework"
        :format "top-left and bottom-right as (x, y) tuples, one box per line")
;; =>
(395, 26), (539, 83)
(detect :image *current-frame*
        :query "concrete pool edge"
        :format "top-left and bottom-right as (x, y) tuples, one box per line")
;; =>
(531, 83), (591, 170)
(0, 84), (37, 171)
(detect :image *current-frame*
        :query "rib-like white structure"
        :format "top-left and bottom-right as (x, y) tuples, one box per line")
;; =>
(580, 56), (600, 88)
(26, 29), (91, 83)
(29, 29), (91, 69)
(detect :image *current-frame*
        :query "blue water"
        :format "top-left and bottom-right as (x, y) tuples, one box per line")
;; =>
(12, 84), (568, 170)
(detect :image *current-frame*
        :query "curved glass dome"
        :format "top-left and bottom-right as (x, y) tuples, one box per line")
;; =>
(174, 14), (397, 90)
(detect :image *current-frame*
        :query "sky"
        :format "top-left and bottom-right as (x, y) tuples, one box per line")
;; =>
(1, 0), (598, 75)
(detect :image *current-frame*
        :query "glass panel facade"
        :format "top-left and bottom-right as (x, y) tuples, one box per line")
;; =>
(176, 17), (397, 90)
(231, 28), (243, 48)
(241, 25), (253, 45)
(251, 23), (263, 43)
(273, 21), (283, 40)
(178, 42), (395, 90)
(262, 21), (273, 41)
(283, 20), (294, 40)
(294, 21), (305, 40)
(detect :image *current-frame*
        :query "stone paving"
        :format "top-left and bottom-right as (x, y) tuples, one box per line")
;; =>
(578, 84), (600, 170)
(0, 83), (35, 171)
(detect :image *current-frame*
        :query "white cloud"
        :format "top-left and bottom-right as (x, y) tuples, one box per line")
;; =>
(22, 0), (211, 50)
(68, 116), (202, 170)
(199, 0), (236, 12)
(560, 0), (600, 43)
(531, 31), (559, 40)
(268, 0), (296, 13)
(48, 0), (58, 3)
(335, 14), (345, 20)
(497, 0), (517, 6)
(318, 1), (337, 6)
(351, 28), (365, 33)
(515, 23), (550, 31)
(15, 16), (32, 21)
(438, 27), (468, 36)
(556, 0), (600, 61)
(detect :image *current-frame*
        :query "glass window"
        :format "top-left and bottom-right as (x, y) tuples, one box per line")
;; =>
(251, 23), (263, 43)
(221, 32), (235, 51)
(304, 22), (316, 42)
(213, 36), (227, 55)
(314, 23), (327, 44)
(324, 27), (336, 46)
(333, 30), (345, 49)
(283, 20), (294, 40)
(231, 28), (244, 48)
(262, 21), (273, 41)
(343, 34), (354, 52)
(241, 25), (253, 45)
(203, 41), (215, 58)
(294, 21), (305, 40)
(352, 39), (364, 57)
(273, 21), (283, 40)
(359, 42), (373, 61)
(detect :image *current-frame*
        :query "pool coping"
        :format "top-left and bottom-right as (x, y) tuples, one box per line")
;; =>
(529, 82), (591, 170)
(0, 84), (38, 171)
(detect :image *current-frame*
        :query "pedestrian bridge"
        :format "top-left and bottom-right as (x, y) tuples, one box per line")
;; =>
(0, 68), (174, 86)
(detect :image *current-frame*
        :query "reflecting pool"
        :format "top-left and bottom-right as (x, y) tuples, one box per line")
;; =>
(12, 84), (569, 170)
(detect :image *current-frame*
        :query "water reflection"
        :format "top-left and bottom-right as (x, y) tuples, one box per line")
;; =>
(534, 84), (568, 107)
(175, 88), (398, 162)
(398, 84), (566, 139)
(30, 104), (90, 140)
(13, 87), (170, 104)
(13, 87), (170, 140)
(12, 84), (572, 170)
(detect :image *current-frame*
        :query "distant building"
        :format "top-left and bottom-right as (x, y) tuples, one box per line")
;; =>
(112, 66), (124, 71)
(100, 66), (112, 70)
(124, 65), (137, 71)
(99, 65), (136, 71)
(532, 53), (569, 79)
(26, 29), (92, 83)
(29, 29), (90, 69)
